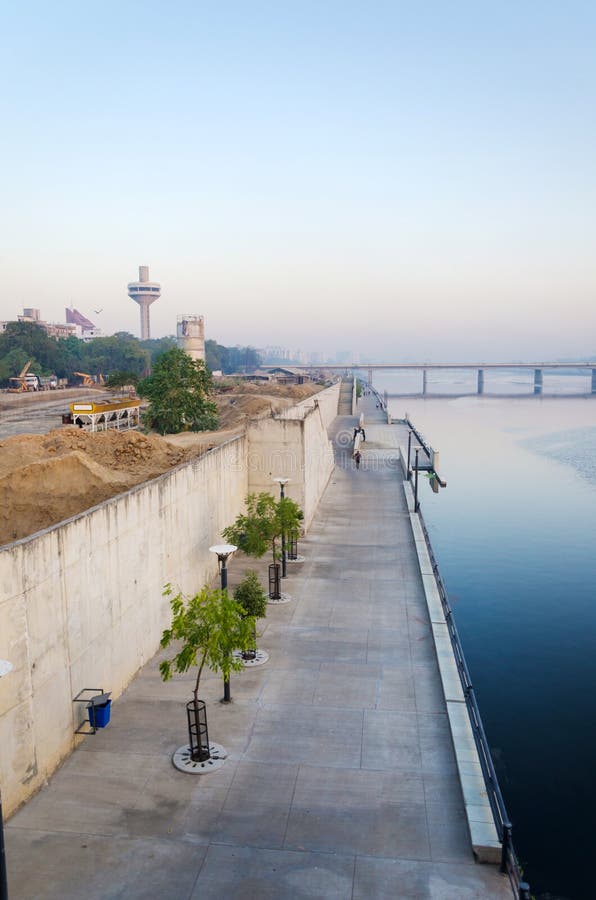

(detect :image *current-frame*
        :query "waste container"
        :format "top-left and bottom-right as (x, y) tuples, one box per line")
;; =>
(87, 694), (112, 729)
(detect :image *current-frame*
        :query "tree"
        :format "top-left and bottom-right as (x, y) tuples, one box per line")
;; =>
(106, 371), (139, 389)
(205, 339), (261, 374)
(223, 493), (279, 563)
(140, 335), (177, 366)
(138, 347), (218, 434)
(222, 493), (304, 598)
(233, 571), (268, 660)
(0, 322), (61, 380)
(159, 584), (254, 760)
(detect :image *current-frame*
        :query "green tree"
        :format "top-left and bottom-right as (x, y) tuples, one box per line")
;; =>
(83, 333), (149, 378)
(223, 492), (304, 568)
(159, 583), (255, 706)
(205, 339), (223, 372)
(106, 371), (139, 389)
(137, 347), (218, 434)
(0, 322), (61, 378)
(160, 583), (254, 758)
(233, 571), (268, 659)
(140, 335), (177, 366)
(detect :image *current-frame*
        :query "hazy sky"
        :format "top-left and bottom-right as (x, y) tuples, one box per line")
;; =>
(1, 1), (595, 361)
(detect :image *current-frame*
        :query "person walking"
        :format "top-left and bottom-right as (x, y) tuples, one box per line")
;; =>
(354, 450), (361, 470)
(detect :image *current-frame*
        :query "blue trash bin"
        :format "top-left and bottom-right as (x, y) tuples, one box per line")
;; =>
(88, 698), (111, 729)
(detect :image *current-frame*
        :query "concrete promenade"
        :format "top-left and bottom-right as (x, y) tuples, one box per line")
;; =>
(5, 400), (512, 899)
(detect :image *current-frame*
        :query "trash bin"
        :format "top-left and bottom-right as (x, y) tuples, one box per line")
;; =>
(87, 694), (112, 729)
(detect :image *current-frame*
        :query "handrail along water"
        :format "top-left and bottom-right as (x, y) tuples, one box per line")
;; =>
(415, 503), (531, 900)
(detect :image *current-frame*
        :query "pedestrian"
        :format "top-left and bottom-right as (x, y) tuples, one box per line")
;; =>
(360, 427), (366, 441)
(354, 450), (361, 470)
(353, 427), (359, 440)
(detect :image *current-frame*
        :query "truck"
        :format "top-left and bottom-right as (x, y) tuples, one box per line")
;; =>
(8, 361), (39, 392)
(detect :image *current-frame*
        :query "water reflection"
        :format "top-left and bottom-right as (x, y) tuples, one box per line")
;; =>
(382, 387), (596, 900)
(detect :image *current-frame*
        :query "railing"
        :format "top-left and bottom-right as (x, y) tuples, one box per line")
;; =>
(404, 416), (433, 459)
(416, 505), (531, 900)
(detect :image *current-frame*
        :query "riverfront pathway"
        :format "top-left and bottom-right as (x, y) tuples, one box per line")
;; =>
(5, 398), (512, 899)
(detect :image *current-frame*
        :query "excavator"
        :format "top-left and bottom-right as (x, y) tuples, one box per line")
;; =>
(72, 371), (95, 387)
(8, 360), (38, 392)
(72, 372), (106, 387)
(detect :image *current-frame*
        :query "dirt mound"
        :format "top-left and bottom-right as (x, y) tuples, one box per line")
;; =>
(214, 381), (322, 430)
(0, 381), (327, 546)
(0, 429), (190, 545)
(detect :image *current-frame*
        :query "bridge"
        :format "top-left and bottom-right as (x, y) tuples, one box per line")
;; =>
(267, 363), (596, 395)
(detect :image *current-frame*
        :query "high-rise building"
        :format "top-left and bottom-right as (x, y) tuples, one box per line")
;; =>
(127, 265), (161, 340)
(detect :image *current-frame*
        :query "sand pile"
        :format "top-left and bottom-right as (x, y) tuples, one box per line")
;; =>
(0, 381), (325, 546)
(0, 429), (189, 545)
(214, 381), (321, 429)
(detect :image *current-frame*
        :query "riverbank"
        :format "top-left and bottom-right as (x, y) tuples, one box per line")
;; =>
(4, 398), (512, 899)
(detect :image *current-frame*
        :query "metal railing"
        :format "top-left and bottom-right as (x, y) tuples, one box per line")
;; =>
(404, 416), (433, 459)
(416, 505), (530, 900)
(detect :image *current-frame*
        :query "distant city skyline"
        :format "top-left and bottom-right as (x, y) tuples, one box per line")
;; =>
(1, 3), (595, 363)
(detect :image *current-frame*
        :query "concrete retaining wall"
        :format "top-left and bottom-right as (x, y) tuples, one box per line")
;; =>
(0, 384), (340, 816)
(247, 383), (337, 530)
(0, 437), (248, 816)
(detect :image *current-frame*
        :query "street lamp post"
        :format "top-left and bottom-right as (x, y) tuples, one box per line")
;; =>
(407, 431), (412, 480)
(209, 544), (237, 703)
(0, 659), (13, 900)
(273, 477), (289, 578)
(414, 447), (420, 513)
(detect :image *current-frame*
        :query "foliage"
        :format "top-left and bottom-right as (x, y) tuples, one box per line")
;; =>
(159, 584), (255, 702)
(233, 571), (268, 620)
(0, 319), (260, 386)
(222, 492), (304, 565)
(81, 332), (150, 378)
(106, 371), (140, 389)
(205, 339), (261, 374)
(0, 323), (63, 382)
(138, 347), (218, 434)
(356, 381), (362, 398)
(140, 335), (177, 366)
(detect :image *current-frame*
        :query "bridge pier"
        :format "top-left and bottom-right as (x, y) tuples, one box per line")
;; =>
(422, 369), (427, 395)
(592, 369), (596, 394)
(367, 367), (373, 386)
(477, 369), (484, 395)
(534, 368), (543, 395)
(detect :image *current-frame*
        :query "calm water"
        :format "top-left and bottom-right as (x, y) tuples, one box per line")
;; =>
(377, 373), (596, 900)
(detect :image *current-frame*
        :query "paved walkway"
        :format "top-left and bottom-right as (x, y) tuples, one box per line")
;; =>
(6, 400), (512, 899)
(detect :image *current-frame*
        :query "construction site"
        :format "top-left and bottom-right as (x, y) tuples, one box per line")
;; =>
(0, 379), (325, 547)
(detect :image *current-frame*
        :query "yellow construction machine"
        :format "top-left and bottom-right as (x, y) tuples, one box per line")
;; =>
(72, 371), (95, 387)
(8, 360), (37, 392)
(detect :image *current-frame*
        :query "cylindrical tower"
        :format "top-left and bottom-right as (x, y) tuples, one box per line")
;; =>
(127, 266), (161, 340)
(177, 315), (205, 362)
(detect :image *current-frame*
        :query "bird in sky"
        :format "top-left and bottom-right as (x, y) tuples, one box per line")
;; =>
(94, 309), (103, 314)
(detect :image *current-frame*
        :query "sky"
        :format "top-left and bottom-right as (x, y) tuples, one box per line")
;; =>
(1, 1), (595, 362)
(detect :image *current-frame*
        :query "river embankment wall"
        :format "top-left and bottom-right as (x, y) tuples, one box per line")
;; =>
(0, 382), (339, 816)
(247, 383), (338, 529)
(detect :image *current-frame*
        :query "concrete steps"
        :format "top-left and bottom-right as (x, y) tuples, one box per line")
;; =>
(337, 377), (354, 415)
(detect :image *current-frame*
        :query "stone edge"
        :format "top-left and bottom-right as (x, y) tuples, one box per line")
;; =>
(402, 476), (502, 865)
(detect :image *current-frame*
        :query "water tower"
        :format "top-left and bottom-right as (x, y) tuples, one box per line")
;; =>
(177, 315), (205, 361)
(127, 266), (161, 340)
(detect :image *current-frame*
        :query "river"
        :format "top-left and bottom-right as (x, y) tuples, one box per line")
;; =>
(374, 372), (596, 900)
